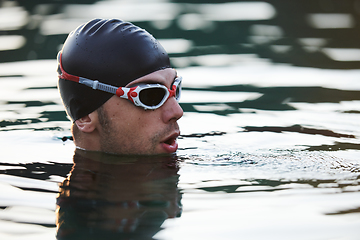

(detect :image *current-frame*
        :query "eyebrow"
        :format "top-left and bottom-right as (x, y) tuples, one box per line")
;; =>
(127, 73), (178, 88)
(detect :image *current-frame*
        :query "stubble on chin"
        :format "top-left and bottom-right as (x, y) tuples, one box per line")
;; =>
(148, 123), (178, 153)
(100, 124), (178, 155)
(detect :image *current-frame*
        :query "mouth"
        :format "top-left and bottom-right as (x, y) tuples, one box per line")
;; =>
(160, 132), (180, 153)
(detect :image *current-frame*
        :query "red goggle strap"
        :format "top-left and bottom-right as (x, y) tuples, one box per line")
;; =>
(58, 53), (80, 83)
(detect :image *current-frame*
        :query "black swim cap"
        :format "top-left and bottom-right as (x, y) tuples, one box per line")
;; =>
(57, 18), (171, 121)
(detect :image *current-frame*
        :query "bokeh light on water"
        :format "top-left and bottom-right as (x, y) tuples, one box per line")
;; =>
(0, 0), (360, 239)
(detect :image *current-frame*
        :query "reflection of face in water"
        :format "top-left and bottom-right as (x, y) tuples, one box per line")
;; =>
(56, 149), (182, 240)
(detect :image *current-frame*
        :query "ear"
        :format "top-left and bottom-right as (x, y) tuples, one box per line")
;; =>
(75, 112), (98, 133)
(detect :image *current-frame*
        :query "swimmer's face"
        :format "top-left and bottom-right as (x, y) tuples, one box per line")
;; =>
(95, 68), (183, 155)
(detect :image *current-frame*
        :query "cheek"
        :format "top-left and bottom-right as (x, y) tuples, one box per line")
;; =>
(132, 113), (160, 132)
(104, 98), (162, 134)
(112, 109), (160, 135)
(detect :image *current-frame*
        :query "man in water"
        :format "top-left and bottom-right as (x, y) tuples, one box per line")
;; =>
(57, 18), (183, 155)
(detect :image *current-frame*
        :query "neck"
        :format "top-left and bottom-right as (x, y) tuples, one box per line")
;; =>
(72, 124), (101, 152)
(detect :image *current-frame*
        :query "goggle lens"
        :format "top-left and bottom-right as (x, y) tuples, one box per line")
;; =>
(175, 81), (181, 101)
(139, 87), (167, 107)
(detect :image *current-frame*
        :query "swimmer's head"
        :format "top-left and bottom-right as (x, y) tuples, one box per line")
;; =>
(57, 18), (171, 122)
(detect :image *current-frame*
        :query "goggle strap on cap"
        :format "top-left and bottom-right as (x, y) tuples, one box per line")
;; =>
(58, 52), (182, 109)
(58, 52), (80, 83)
(58, 52), (128, 97)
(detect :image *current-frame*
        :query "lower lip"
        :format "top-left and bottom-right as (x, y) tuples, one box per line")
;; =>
(161, 139), (178, 153)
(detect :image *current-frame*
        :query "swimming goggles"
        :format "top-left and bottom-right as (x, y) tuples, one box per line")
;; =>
(57, 53), (181, 110)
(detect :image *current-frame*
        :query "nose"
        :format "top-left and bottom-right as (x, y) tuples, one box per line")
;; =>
(161, 96), (183, 123)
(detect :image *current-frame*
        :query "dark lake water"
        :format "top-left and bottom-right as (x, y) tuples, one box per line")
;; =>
(0, 0), (360, 239)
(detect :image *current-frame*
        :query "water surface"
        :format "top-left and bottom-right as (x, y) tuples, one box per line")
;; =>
(1, 0), (360, 239)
